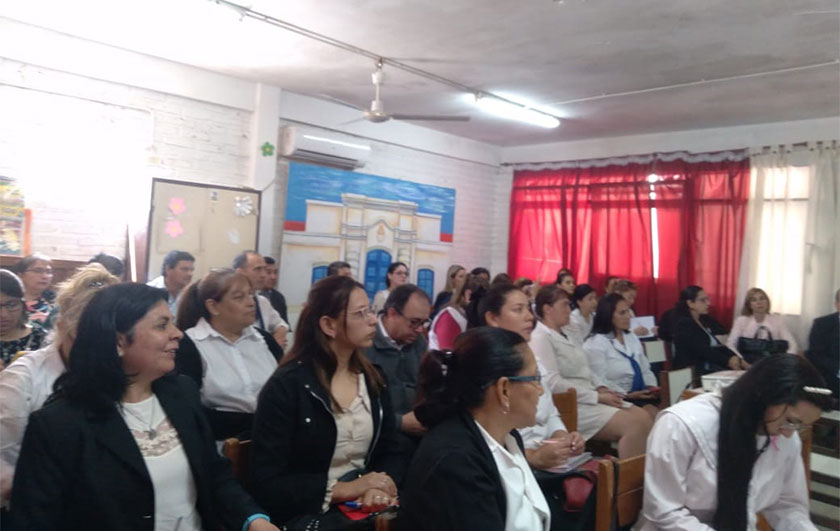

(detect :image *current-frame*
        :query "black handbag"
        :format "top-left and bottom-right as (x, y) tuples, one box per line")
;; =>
(737, 326), (789, 363)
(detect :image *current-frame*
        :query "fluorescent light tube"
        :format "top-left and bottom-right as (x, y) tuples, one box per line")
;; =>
(302, 135), (372, 151)
(473, 95), (560, 128)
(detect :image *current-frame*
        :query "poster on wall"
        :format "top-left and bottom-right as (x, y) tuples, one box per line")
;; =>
(0, 177), (29, 256)
(280, 162), (456, 319)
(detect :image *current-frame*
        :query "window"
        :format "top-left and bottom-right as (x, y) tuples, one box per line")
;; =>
(364, 249), (392, 301)
(417, 269), (434, 299)
(311, 265), (328, 285)
(754, 166), (810, 315)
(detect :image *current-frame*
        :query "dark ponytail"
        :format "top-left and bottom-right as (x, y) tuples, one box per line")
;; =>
(675, 285), (704, 317)
(414, 327), (526, 428)
(714, 355), (832, 530)
(467, 283), (520, 329)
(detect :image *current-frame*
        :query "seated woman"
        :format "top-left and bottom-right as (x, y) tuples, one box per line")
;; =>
(555, 269), (576, 298)
(10, 283), (277, 531)
(431, 264), (465, 318)
(428, 274), (485, 350)
(727, 287), (798, 360)
(10, 254), (57, 334)
(583, 294), (660, 419)
(251, 275), (402, 529)
(0, 271), (47, 367)
(672, 285), (747, 378)
(473, 284), (586, 470)
(400, 327), (551, 531)
(530, 285), (652, 458)
(372, 262), (408, 315)
(563, 283), (597, 346)
(175, 268), (282, 441)
(638, 354), (832, 530)
(613, 280), (652, 336)
(0, 264), (118, 505)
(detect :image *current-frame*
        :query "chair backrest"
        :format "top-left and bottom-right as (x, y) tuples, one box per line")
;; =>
(222, 438), (252, 487)
(594, 455), (646, 531)
(659, 367), (694, 408)
(552, 388), (578, 433)
(642, 340), (667, 364)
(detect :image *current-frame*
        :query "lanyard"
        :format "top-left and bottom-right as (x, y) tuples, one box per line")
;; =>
(611, 337), (645, 392)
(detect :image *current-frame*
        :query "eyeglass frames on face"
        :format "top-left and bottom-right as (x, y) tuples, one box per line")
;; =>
(26, 268), (53, 276)
(350, 307), (376, 320)
(508, 373), (542, 385)
(396, 309), (430, 330)
(0, 300), (23, 311)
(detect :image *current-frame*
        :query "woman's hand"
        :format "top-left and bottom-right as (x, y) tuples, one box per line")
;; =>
(598, 390), (625, 408)
(728, 355), (745, 370)
(567, 431), (586, 456)
(625, 389), (656, 400)
(247, 518), (281, 531)
(332, 471), (397, 502)
(358, 487), (397, 513)
(633, 326), (650, 337)
(526, 437), (572, 470)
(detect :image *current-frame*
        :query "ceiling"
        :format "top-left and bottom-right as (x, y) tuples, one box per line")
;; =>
(2, 0), (839, 146)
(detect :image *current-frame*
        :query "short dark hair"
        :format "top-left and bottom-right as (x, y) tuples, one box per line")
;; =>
(534, 284), (569, 319)
(555, 268), (574, 285)
(263, 256), (277, 266)
(590, 293), (627, 337)
(470, 267), (490, 278)
(0, 270), (26, 328)
(88, 253), (124, 277)
(491, 273), (513, 286)
(53, 284), (169, 412)
(231, 250), (257, 270)
(161, 250), (195, 276)
(415, 327), (527, 428)
(383, 284), (430, 315)
(572, 283), (596, 303)
(327, 261), (351, 276)
(385, 262), (408, 288)
(9, 253), (51, 275)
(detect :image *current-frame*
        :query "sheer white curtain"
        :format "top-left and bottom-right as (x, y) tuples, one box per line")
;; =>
(737, 143), (839, 349)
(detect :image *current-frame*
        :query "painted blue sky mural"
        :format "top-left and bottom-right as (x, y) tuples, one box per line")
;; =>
(284, 162), (456, 238)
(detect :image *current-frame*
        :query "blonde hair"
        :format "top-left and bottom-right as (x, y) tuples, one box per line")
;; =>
(444, 264), (465, 293)
(741, 287), (771, 316)
(54, 263), (120, 345)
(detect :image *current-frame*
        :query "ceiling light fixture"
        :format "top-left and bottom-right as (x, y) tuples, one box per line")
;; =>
(473, 94), (560, 128)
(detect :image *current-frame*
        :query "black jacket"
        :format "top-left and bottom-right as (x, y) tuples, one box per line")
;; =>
(10, 374), (262, 531)
(260, 288), (289, 326)
(399, 411), (521, 531)
(672, 314), (735, 374)
(251, 358), (404, 524)
(175, 329), (283, 440)
(806, 311), (839, 397)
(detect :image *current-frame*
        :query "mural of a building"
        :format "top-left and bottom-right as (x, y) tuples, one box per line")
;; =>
(279, 163), (455, 320)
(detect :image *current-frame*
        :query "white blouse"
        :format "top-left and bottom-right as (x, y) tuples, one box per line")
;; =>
(120, 395), (201, 531)
(638, 392), (815, 531)
(185, 318), (278, 413)
(582, 332), (657, 394)
(518, 360), (567, 449)
(529, 321), (606, 405)
(0, 343), (65, 504)
(372, 290), (390, 315)
(563, 308), (594, 346)
(726, 314), (798, 355)
(475, 420), (551, 531)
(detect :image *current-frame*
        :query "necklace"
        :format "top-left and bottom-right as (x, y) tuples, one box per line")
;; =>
(122, 398), (158, 439)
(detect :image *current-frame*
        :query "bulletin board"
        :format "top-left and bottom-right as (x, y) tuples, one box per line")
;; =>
(146, 179), (260, 281)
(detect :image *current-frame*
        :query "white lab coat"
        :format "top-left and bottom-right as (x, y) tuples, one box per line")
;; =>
(518, 360), (567, 449)
(637, 392), (816, 531)
(583, 332), (657, 395)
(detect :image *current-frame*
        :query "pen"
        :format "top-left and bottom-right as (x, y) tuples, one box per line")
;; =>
(343, 501), (363, 509)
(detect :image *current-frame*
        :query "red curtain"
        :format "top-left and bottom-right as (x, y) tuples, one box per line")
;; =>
(508, 157), (749, 327)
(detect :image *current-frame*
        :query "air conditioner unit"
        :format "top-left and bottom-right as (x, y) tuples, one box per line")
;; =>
(280, 126), (371, 169)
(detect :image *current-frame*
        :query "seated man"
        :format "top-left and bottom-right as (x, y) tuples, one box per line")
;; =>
(364, 284), (431, 468)
(147, 250), (194, 315)
(260, 256), (289, 325)
(233, 250), (289, 349)
(806, 289), (839, 399)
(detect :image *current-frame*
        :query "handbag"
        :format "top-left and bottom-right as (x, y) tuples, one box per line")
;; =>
(534, 459), (600, 531)
(737, 326), (788, 363)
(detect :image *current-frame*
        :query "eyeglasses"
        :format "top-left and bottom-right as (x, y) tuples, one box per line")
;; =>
(26, 267), (53, 276)
(396, 309), (430, 330)
(0, 300), (23, 311)
(350, 307), (376, 320)
(508, 373), (542, 385)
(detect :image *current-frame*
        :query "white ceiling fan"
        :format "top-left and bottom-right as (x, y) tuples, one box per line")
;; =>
(359, 61), (471, 124)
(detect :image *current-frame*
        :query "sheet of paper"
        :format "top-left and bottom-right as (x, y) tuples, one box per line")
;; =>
(630, 315), (656, 338)
(546, 452), (593, 474)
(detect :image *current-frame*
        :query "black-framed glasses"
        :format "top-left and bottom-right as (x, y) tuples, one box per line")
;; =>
(396, 309), (430, 330)
(508, 373), (542, 384)
(25, 267), (53, 276)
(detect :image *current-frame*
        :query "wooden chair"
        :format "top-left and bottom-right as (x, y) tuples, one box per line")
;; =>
(552, 389), (578, 433)
(594, 455), (646, 531)
(658, 367), (694, 408)
(222, 438), (252, 487)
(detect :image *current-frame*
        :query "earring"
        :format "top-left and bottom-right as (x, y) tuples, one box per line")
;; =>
(117, 347), (125, 358)
(501, 402), (510, 415)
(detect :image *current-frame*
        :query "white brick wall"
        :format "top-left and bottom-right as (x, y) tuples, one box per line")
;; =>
(0, 59), (253, 261)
